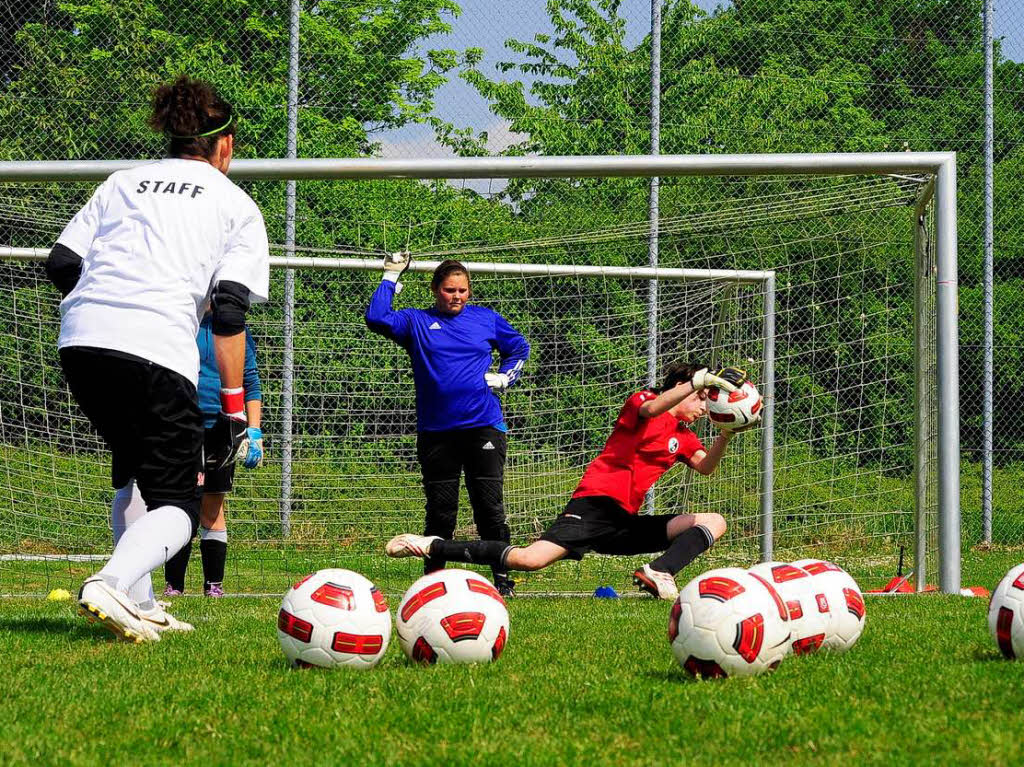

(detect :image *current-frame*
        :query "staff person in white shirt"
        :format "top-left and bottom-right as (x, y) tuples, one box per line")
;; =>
(45, 75), (270, 642)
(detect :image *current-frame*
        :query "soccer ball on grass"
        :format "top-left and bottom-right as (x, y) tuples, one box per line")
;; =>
(396, 569), (510, 665)
(748, 561), (829, 655)
(669, 566), (791, 678)
(989, 562), (1024, 659)
(791, 559), (865, 652)
(277, 568), (392, 669)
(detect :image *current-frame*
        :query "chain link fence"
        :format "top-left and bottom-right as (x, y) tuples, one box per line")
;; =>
(989, 0), (1024, 542)
(0, 0), (1019, 589)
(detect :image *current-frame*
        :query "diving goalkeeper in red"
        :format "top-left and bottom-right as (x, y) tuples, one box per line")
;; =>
(386, 362), (757, 600)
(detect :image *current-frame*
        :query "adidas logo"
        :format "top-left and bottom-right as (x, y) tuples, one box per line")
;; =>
(428, 321), (441, 330)
(482, 441), (495, 450)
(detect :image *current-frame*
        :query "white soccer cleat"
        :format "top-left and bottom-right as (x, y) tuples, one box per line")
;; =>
(385, 533), (441, 559)
(633, 564), (680, 601)
(77, 576), (161, 643)
(138, 601), (194, 633)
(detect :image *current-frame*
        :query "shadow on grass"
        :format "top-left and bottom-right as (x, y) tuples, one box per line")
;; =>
(1, 616), (106, 641)
(971, 647), (1012, 663)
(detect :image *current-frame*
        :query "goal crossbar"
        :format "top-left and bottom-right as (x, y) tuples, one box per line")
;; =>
(0, 247), (771, 283)
(0, 151), (954, 181)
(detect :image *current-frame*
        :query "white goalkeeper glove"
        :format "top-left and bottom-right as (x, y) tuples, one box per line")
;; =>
(382, 251), (411, 294)
(485, 372), (510, 392)
(690, 366), (747, 393)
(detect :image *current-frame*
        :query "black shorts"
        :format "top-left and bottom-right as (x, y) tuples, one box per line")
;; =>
(539, 495), (675, 561)
(59, 346), (203, 521)
(202, 428), (236, 494)
(203, 461), (235, 494)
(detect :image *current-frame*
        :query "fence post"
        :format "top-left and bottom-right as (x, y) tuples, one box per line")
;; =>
(982, 0), (994, 545)
(645, 0), (662, 514)
(280, 0), (300, 538)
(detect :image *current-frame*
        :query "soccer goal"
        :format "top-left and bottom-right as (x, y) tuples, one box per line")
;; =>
(0, 153), (958, 596)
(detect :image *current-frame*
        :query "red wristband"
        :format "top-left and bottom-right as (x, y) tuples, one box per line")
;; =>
(220, 387), (245, 415)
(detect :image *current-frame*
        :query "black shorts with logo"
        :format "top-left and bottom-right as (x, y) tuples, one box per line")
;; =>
(539, 495), (675, 561)
(202, 427), (236, 494)
(59, 346), (203, 524)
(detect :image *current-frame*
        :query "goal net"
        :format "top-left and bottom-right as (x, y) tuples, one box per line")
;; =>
(0, 159), (946, 596)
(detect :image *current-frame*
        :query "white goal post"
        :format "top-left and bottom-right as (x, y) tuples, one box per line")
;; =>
(0, 152), (959, 594)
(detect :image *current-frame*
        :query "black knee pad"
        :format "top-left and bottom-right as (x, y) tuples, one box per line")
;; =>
(467, 478), (505, 515)
(423, 479), (460, 527)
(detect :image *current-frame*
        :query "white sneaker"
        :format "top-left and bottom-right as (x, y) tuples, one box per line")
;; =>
(138, 601), (194, 633)
(385, 534), (441, 559)
(633, 564), (680, 601)
(77, 576), (161, 643)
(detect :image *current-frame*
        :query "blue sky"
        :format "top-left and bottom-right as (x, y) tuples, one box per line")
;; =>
(376, 0), (1024, 158)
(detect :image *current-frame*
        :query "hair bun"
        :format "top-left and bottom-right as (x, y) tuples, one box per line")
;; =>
(148, 75), (232, 148)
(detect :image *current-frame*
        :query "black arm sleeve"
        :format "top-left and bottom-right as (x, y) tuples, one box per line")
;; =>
(211, 280), (251, 335)
(45, 243), (83, 297)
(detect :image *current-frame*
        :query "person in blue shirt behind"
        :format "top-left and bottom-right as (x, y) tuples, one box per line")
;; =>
(162, 312), (264, 597)
(366, 254), (530, 596)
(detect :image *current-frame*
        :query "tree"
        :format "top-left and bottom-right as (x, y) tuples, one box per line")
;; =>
(436, 0), (1024, 467)
(0, 0), (462, 162)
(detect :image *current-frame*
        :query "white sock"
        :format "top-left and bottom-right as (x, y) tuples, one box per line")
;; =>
(199, 527), (228, 543)
(99, 505), (193, 593)
(110, 480), (154, 603)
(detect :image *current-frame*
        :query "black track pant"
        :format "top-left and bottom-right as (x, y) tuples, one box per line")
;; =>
(417, 426), (510, 581)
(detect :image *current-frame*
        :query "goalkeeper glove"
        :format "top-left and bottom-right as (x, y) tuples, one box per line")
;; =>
(485, 372), (510, 392)
(691, 366), (748, 393)
(242, 426), (264, 469)
(382, 251), (411, 294)
(205, 387), (250, 472)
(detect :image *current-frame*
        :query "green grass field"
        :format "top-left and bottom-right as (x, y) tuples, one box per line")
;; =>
(3, 550), (1024, 765)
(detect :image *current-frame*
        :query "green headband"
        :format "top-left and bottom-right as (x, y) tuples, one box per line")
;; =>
(169, 115), (233, 139)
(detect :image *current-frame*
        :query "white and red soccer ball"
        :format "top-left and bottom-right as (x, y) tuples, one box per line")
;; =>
(791, 559), (866, 652)
(396, 569), (510, 665)
(707, 380), (762, 432)
(989, 563), (1024, 659)
(669, 566), (791, 678)
(277, 568), (392, 669)
(748, 561), (830, 656)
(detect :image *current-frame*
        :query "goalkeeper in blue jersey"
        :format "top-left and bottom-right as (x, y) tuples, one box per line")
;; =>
(161, 313), (263, 596)
(366, 255), (530, 596)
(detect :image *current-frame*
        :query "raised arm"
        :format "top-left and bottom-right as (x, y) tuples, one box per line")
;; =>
(638, 366), (748, 419)
(365, 252), (414, 343)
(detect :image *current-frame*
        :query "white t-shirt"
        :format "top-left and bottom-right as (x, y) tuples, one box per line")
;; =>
(56, 158), (270, 386)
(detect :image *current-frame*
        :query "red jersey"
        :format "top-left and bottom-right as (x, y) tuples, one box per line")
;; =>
(572, 390), (705, 514)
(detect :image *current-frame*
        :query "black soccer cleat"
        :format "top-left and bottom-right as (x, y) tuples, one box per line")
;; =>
(494, 576), (516, 598)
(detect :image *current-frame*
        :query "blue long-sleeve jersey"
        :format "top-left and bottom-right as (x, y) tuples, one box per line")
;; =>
(365, 280), (530, 432)
(197, 314), (262, 428)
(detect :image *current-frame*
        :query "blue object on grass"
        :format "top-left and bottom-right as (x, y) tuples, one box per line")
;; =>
(593, 586), (619, 599)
